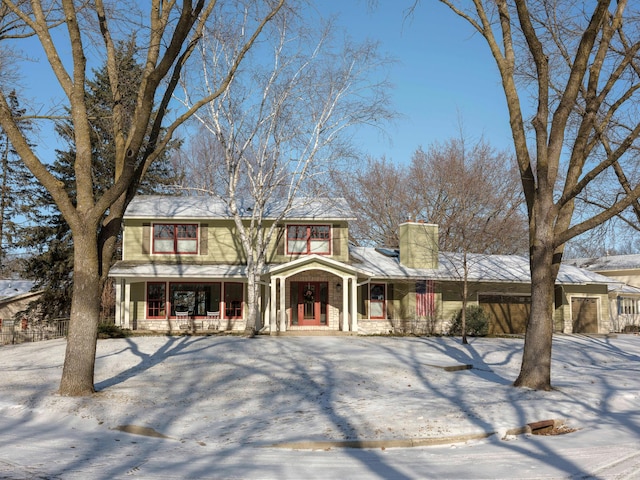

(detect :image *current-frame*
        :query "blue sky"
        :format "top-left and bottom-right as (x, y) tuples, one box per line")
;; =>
(19, 2), (516, 165)
(315, 1), (516, 163)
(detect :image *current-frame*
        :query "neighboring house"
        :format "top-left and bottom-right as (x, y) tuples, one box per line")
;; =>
(566, 255), (640, 332)
(110, 195), (622, 336)
(0, 280), (68, 345)
(0, 279), (39, 328)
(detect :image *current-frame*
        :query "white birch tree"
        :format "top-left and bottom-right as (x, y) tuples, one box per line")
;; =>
(178, 11), (394, 335)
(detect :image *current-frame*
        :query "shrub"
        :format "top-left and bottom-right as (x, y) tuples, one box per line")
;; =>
(97, 322), (131, 339)
(448, 305), (489, 337)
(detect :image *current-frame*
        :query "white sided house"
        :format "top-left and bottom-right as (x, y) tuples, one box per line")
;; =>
(110, 196), (623, 335)
(566, 255), (640, 333)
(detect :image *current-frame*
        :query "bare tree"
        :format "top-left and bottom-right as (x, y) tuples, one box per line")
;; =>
(178, 11), (394, 335)
(335, 136), (527, 254)
(438, 1), (640, 389)
(0, 0), (285, 396)
(427, 137), (526, 343)
(335, 133), (526, 343)
(332, 155), (412, 247)
(409, 137), (527, 254)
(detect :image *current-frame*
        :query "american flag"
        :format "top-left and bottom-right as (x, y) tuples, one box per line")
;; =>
(416, 280), (435, 317)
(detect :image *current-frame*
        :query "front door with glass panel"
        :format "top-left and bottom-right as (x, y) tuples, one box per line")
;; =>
(291, 282), (327, 326)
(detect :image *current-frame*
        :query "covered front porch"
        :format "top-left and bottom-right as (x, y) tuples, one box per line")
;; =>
(265, 256), (360, 334)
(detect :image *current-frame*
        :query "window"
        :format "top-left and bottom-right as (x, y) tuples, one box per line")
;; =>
(370, 283), (386, 319)
(225, 283), (244, 318)
(618, 297), (638, 315)
(169, 283), (221, 317)
(153, 224), (198, 254)
(147, 283), (166, 318)
(287, 225), (331, 255)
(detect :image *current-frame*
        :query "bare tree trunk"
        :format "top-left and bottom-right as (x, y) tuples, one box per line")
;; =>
(514, 215), (557, 390)
(59, 228), (102, 395)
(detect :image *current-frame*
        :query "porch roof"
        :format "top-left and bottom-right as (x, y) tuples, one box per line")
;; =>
(609, 283), (640, 295)
(267, 254), (360, 277)
(109, 261), (247, 279)
(350, 247), (617, 286)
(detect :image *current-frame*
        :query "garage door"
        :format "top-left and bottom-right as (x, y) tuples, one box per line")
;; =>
(479, 295), (531, 335)
(571, 297), (598, 333)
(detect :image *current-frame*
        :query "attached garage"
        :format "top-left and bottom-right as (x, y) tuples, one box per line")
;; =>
(571, 297), (599, 333)
(479, 294), (531, 335)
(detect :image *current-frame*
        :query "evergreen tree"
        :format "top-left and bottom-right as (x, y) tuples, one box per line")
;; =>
(0, 91), (35, 276)
(18, 38), (180, 321)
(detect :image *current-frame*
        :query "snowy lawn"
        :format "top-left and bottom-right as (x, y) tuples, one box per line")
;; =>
(1, 334), (639, 479)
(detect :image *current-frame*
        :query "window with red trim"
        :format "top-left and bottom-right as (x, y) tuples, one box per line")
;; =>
(224, 283), (243, 318)
(153, 224), (198, 254)
(370, 283), (386, 319)
(286, 224), (331, 254)
(147, 282), (166, 318)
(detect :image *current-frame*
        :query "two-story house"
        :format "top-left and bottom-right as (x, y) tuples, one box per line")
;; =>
(110, 195), (626, 335)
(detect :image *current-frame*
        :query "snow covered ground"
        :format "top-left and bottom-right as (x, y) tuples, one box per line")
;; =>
(1, 334), (639, 479)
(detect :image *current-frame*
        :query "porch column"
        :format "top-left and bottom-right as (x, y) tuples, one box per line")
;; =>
(269, 277), (277, 333)
(115, 279), (123, 327)
(342, 275), (349, 331)
(123, 280), (131, 330)
(279, 276), (287, 332)
(264, 281), (271, 332)
(350, 276), (358, 332)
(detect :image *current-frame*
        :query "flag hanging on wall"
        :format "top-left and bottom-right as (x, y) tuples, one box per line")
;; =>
(416, 280), (435, 317)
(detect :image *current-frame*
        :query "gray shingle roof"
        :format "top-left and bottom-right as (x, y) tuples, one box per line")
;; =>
(124, 196), (355, 221)
(0, 279), (36, 301)
(565, 254), (640, 272)
(350, 247), (616, 285)
(110, 248), (619, 287)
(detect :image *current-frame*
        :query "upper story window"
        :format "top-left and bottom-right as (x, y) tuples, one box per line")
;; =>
(153, 224), (198, 254)
(287, 224), (331, 255)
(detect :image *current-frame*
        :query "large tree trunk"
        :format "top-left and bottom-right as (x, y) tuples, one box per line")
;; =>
(59, 227), (102, 396)
(514, 218), (557, 390)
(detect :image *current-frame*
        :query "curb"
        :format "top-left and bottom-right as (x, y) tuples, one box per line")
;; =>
(266, 418), (571, 450)
(266, 432), (495, 450)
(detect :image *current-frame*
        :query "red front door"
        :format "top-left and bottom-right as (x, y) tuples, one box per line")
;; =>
(294, 282), (327, 326)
